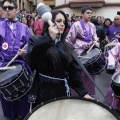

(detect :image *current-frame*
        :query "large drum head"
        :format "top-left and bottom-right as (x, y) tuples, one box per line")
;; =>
(25, 97), (119, 120)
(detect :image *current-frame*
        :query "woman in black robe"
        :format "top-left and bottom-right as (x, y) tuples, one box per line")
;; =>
(26, 10), (94, 107)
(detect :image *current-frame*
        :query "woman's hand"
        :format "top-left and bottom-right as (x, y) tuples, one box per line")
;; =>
(83, 94), (94, 100)
(48, 25), (59, 41)
(17, 49), (27, 57)
(107, 65), (116, 70)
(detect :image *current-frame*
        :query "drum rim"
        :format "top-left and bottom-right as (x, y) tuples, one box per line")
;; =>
(82, 49), (101, 65)
(0, 64), (33, 101)
(24, 96), (120, 120)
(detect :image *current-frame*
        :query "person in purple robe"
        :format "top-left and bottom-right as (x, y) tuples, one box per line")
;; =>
(66, 6), (99, 96)
(0, 1), (5, 22)
(0, 0), (32, 120)
(106, 15), (120, 43)
(103, 43), (120, 114)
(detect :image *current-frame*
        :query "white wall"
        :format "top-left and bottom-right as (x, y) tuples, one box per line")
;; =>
(94, 6), (120, 21)
(55, 0), (65, 6)
(105, 0), (120, 2)
(57, 6), (120, 21)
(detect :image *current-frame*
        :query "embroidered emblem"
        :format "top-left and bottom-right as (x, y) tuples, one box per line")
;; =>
(2, 42), (8, 50)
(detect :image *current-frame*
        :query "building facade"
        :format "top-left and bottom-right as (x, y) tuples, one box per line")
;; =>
(15, 0), (37, 12)
(54, 0), (120, 21)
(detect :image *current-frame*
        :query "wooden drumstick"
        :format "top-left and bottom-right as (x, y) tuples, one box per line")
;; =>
(86, 43), (95, 54)
(6, 44), (27, 67)
(0, 66), (16, 70)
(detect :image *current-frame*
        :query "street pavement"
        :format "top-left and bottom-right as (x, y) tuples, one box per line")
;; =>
(0, 70), (113, 120)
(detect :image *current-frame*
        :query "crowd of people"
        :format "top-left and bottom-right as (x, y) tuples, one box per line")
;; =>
(0, 0), (120, 120)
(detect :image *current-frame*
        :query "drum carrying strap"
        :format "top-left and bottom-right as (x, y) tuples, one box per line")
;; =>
(72, 51), (113, 108)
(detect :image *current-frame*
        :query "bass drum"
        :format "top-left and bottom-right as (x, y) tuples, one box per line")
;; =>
(24, 97), (119, 120)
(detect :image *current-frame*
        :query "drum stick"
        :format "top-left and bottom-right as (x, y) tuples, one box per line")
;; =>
(6, 44), (27, 67)
(78, 56), (91, 59)
(0, 66), (16, 70)
(86, 43), (95, 54)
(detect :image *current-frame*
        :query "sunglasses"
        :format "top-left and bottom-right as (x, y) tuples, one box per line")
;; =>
(114, 19), (119, 20)
(3, 6), (15, 10)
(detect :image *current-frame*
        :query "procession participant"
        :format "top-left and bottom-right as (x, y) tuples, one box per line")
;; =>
(26, 9), (94, 108)
(103, 43), (120, 114)
(104, 15), (120, 58)
(105, 15), (120, 43)
(66, 5), (99, 96)
(0, 0), (32, 120)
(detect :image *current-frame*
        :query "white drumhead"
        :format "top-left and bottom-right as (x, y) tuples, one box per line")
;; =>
(28, 99), (117, 120)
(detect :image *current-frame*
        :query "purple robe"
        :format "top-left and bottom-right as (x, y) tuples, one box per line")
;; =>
(103, 44), (120, 110)
(106, 24), (120, 41)
(0, 18), (5, 22)
(66, 20), (99, 56)
(0, 19), (32, 119)
(66, 20), (98, 96)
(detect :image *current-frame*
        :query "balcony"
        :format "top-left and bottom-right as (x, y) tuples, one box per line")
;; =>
(69, 0), (105, 8)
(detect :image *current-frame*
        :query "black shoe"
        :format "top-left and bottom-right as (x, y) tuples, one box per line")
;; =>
(14, 115), (24, 120)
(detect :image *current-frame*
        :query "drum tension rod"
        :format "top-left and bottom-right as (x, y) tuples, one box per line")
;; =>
(28, 94), (37, 114)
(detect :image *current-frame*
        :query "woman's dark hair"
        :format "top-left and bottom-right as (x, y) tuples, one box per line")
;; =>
(42, 10), (73, 63)
(103, 18), (113, 27)
(2, 0), (18, 8)
(81, 5), (92, 14)
(26, 14), (32, 27)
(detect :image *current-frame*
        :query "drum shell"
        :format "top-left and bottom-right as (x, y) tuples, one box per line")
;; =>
(24, 97), (119, 120)
(0, 63), (33, 101)
(81, 48), (106, 75)
(111, 81), (120, 98)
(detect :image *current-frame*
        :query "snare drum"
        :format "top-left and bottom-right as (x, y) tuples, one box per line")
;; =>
(80, 48), (106, 75)
(104, 42), (117, 57)
(111, 69), (120, 98)
(0, 63), (33, 101)
(24, 97), (119, 120)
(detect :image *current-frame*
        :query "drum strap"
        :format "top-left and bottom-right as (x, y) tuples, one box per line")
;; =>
(72, 51), (113, 109)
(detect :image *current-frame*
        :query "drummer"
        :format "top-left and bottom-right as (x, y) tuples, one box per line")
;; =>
(66, 5), (99, 96)
(0, 0), (32, 120)
(103, 43), (120, 114)
(104, 15), (120, 58)
(26, 9), (94, 109)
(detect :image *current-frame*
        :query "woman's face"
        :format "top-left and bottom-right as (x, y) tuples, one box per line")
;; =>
(54, 13), (65, 34)
(21, 17), (27, 24)
(105, 20), (111, 26)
